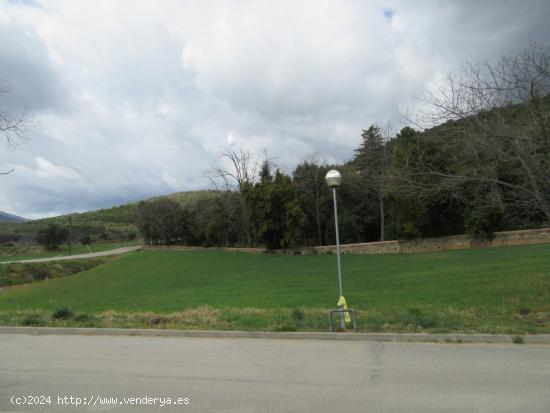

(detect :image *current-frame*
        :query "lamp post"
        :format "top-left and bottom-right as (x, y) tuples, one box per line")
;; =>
(325, 169), (345, 330)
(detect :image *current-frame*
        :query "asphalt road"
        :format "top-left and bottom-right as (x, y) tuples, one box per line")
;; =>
(0, 246), (142, 264)
(1, 334), (549, 413)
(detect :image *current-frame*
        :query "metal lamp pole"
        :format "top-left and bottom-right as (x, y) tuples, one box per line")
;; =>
(326, 170), (345, 330)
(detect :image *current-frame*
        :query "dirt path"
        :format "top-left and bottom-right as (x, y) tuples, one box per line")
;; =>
(0, 246), (142, 264)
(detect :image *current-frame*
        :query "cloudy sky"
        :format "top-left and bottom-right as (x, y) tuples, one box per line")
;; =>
(1, 0), (549, 218)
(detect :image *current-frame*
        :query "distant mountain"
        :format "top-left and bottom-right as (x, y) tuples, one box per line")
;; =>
(0, 211), (28, 223)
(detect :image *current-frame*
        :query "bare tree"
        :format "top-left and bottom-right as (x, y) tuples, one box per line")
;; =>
(204, 145), (261, 191)
(203, 145), (267, 246)
(400, 43), (550, 223)
(1, 78), (32, 174)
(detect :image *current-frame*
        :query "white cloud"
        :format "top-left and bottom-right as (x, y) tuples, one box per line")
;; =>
(0, 0), (549, 217)
(35, 156), (80, 179)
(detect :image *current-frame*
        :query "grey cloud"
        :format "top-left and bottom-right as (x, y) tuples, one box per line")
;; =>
(1, 0), (550, 218)
(0, 16), (71, 113)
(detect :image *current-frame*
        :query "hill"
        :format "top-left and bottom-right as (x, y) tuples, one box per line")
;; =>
(0, 190), (219, 243)
(0, 211), (27, 223)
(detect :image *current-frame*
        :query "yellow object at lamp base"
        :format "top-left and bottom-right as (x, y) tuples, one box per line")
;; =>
(337, 296), (351, 323)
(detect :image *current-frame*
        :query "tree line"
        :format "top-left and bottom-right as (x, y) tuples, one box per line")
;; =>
(136, 44), (550, 248)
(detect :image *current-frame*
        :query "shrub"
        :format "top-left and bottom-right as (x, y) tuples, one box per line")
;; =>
(37, 224), (68, 250)
(22, 314), (45, 326)
(74, 313), (90, 322)
(0, 232), (21, 244)
(99, 232), (111, 241)
(80, 235), (92, 245)
(74, 313), (99, 326)
(30, 267), (52, 281)
(513, 336), (525, 344)
(292, 307), (305, 321)
(517, 307), (531, 316)
(52, 307), (74, 320)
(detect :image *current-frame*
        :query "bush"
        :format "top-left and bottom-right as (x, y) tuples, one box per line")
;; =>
(465, 208), (501, 240)
(99, 232), (111, 241)
(80, 235), (92, 245)
(52, 307), (74, 320)
(513, 336), (525, 344)
(0, 232), (21, 244)
(37, 224), (68, 250)
(292, 307), (305, 321)
(30, 267), (52, 281)
(73, 313), (98, 326)
(22, 314), (45, 326)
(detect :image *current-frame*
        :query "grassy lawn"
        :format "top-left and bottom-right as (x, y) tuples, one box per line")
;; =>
(0, 243), (548, 334)
(0, 241), (141, 262)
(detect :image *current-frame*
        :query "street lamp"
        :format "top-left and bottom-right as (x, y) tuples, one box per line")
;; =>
(325, 169), (346, 330)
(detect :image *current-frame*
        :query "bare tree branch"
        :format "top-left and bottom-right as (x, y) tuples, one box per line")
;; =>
(1, 78), (33, 175)
(204, 145), (262, 191)
(395, 43), (550, 222)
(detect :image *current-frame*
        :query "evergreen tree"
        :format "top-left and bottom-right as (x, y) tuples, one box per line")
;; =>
(353, 125), (390, 240)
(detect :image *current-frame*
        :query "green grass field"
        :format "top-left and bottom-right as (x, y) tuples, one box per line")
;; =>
(0, 243), (548, 334)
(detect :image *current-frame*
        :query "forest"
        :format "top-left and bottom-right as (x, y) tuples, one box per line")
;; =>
(135, 45), (550, 249)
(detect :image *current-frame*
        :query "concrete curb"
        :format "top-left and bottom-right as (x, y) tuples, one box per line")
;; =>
(1, 326), (549, 344)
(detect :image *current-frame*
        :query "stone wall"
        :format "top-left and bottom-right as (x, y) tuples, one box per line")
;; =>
(143, 245), (267, 254)
(142, 228), (550, 255)
(309, 227), (550, 255)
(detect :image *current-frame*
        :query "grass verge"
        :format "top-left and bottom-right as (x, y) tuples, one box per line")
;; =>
(0, 305), (547, 334)
(0, 257), (116, 287)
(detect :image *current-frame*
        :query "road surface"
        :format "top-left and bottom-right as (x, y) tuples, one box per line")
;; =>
(0, 246), (142, 264)
(1, 333), (549, 412)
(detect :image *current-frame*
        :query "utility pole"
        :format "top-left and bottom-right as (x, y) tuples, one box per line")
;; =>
(69, 216), (73, 255)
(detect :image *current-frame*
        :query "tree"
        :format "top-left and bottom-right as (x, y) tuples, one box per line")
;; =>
(204, 145), (264, 246)
(242, 167), (306, 249)
(135, 198), (181, 245)
(328, 163), (368, 243)
(217, 191), (250, 246)
(387, 126), (467, 238)
(173, 206), (197, 245)
(353, 124), (392, 241)
(37, 224), (68, 250)
(193, 193), (248, 247)
(1, 79), (32, 175)
(401, 43), (550, 229)
(204, 145), (261, 191)
(293, 154), (330, 246)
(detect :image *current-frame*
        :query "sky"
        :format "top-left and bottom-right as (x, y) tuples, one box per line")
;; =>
(1, 0), (549, 219)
